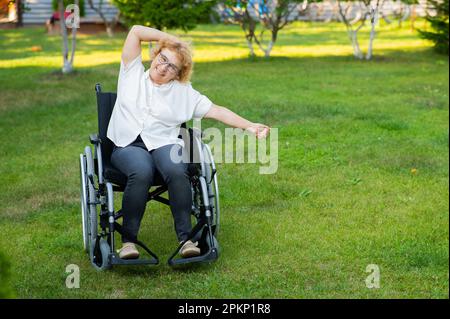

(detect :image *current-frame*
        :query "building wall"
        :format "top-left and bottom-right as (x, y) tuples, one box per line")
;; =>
(22, 0), (118, 24)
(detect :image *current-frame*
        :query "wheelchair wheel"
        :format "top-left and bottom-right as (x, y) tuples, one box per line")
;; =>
(202, 143), (220, 237)
(84, 146), (98, 252)
(79, 154), (89, 252)
(90, 238), (112, 271)
(192, 135), (220, 238)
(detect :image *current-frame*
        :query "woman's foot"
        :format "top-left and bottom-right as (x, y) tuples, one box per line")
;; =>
(179, 240), (201, 258)
(117, 242), (140, 259)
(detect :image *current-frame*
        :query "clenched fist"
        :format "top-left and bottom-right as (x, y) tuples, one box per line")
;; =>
(246, 123), (271, 139)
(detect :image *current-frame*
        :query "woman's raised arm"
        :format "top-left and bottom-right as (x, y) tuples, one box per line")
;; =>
(121, 25), (179, 67)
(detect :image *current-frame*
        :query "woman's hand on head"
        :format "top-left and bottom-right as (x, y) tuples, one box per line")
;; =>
(245, 123), (271, 139)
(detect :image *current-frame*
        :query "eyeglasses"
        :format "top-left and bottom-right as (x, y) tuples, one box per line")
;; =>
(156, 53), (180, 75)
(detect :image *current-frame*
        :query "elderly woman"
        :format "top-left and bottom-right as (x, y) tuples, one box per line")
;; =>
(107, 25), (270, 259)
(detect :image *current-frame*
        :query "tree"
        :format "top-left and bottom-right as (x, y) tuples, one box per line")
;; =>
(58, 0), (79, 73)
(221, 0), (309, 57)
(418, 0), (449, 55)
(87, 0), (120, 37)
(335, 0), (385, 60)
(219, 0), (258, 56)
(379, 0), (412, 28)
(112, 0), (216, 31)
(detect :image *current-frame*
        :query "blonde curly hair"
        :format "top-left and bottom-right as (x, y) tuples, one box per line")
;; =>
(150, 37), (193, 83)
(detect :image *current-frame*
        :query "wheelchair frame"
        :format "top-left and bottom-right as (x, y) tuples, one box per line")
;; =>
(79, 83), (220, 270)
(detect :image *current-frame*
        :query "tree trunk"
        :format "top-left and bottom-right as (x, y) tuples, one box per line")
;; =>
(366, 25), (375, 60)
(88, 0), (116, 37)
(366, 8), (378, 60)
(410, 5), (416, 31)
(106, 25), (114, 37)
(264, 40), (274, 57)
(338, 1), (364, 59)
(246, 38), (255, 57)
(59, 0), (78, 74)
(264, 30), (278, 57)
(59, 1), (70, 73)
(265, 29), (278, 58)
(16, 0), (23, 27)
(69, 3), (78, 67)
(348, 30), (363, 59)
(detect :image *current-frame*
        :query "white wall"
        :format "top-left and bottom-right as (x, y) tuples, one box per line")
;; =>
(22, 0), (118, 24)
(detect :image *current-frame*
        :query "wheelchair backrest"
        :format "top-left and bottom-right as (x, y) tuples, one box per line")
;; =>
(95, 84), (116, 166)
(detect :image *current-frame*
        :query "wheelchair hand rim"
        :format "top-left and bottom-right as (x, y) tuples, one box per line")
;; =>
(79, 154), (89, 252)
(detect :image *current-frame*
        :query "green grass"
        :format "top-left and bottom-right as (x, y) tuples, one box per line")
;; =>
(0, 21), (448, 298)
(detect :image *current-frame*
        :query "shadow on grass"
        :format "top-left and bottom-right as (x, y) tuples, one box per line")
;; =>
(110, 259), (215, 277)
(0, 23), (433, 62)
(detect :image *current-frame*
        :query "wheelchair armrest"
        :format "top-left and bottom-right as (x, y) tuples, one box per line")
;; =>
(89, 134), (101, 145)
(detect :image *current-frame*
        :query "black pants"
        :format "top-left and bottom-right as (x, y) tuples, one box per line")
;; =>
(111, 136), (192, 243)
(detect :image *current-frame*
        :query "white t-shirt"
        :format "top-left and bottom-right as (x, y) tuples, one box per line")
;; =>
(107, 54), (213, 151)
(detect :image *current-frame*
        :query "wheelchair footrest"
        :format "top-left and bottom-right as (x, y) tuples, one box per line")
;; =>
(109, 253), (159, 266)
(168, 247), (219, 266)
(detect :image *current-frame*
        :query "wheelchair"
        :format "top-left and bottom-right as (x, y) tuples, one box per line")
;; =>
(79, 83), (220, 270)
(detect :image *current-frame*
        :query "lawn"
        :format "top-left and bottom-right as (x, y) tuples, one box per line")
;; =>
(0, 21), (448, 298)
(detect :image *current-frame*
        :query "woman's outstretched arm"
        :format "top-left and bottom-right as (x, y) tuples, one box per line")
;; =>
(121, 25), (178, 67)
(204, 104), (270, 139)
